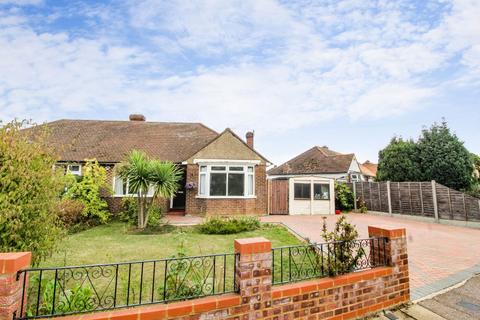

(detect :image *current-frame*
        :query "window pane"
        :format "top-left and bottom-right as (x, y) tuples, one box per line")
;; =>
(147, 185), (155, 196)
(211, 166), (226, 171)
(247, 174), (254, 195)
(294, 183), (310, 200)
(314, 184), (330, 200)
(199, 174), (206, 195)
(229, 166), (244, 171)
(114, 177), (124, 195)
(210, 173), (227, 196)
(228, 173), (244, 196)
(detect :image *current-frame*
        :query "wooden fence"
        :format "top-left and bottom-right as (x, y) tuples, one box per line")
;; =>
(349, 181), (480, 222)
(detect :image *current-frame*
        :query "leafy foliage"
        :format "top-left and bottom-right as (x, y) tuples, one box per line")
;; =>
(0, 120), (64, 265)
(198, 216), (260, 234)
(377, 137), (421, 182)
(117, 150), (182, 229)
(63, 159), (111, 224)
(377, 121), (476, 192)
(321, 216), (364, 275)
(55, 199), (85, 229)
(334, 182), (354, 211)
(417, 121), (474, 190)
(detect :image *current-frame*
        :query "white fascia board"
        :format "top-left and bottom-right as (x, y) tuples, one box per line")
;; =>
(193, 159), (261, 165)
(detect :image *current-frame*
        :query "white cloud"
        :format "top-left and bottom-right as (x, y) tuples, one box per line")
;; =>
(0, 0), (479, 138)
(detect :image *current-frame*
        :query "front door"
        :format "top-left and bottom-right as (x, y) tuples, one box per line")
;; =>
(171, 169), (187, 210)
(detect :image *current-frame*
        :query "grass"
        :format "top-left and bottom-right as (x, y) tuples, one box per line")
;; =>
(41, 221), (303, 267)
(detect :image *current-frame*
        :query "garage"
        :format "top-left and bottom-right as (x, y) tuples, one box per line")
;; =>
(268, 176), (335, 215)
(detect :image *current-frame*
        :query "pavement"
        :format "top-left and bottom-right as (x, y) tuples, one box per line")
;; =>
(165, 213), (480, 302)
(261, 213), (480, 301)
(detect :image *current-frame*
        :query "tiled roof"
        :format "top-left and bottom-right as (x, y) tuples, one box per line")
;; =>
(268, 146), (355, 175)
(360, 161), (378, 177)
(25, 119), (219, 163)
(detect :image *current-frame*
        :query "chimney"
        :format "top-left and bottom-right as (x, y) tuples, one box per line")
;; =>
(129, 114), (146, 121)
(246, 131), (254, 148)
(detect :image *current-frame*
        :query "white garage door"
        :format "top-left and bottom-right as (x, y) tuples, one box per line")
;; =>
(288, 177), (334, 215)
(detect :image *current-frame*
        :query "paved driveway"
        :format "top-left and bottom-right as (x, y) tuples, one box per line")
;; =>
(261, 213), (480, 301)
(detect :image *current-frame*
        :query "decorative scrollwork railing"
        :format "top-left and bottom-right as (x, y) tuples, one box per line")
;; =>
(15, 253), (238, 319)
(271, 237), (388, 285)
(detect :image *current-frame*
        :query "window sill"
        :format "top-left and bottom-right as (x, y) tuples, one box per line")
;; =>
(195, 195), (257, 199)
(112, 195), (154, 198)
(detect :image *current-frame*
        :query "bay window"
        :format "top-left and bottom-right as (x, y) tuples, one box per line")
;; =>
(198, 164), (255, 198)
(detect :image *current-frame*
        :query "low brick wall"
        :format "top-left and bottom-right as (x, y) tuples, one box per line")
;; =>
(0, 226), (409, 320)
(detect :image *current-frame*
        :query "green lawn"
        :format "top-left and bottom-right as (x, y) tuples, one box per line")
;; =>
(41, 222), (303, 267)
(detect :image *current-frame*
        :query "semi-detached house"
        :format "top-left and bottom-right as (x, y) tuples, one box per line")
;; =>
(30, 114), (270, 216)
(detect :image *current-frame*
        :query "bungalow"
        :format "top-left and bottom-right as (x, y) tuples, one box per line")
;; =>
(360, 161), (378, 182)
(267, 146), (364, 182)
(30, 114), (270, 216)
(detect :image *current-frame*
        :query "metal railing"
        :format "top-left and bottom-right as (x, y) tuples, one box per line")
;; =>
(271, 237), (388, 285)
(15, 253), (238, 320)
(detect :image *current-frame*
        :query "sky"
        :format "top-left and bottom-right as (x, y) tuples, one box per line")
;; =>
(0, 0), (479, 166)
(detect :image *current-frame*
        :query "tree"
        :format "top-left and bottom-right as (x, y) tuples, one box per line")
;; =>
(417, 121), (474, 190)
(117, 150), (182, 229)
(377, 137), (421, 182)
(63, 159), (111, 223)
(0, 120), (64, 265)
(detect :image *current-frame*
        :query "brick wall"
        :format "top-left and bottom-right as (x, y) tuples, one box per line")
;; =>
(185, 164), (268, 216)
(7, 226), (409, 320)
(0, 253), (31, 320)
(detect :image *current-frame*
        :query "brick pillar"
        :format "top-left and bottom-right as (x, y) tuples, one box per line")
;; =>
(0, 252), (31, 320)
(368, 226), (410, 301)
(234, 237), (272, 319)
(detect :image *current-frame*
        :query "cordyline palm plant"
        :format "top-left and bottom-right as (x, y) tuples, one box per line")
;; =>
(117, 150), (182, 229)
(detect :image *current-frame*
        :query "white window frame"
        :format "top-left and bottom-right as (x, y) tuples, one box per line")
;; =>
(196, 162), (256, 199)
(67, 164), (82, 176)
(112, 176), (154, 197)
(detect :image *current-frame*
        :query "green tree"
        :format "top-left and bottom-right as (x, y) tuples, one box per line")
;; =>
(63, 159), (111, 223)
(117, 150), (182, 229)
(377, 137), (421, 182)
(0, 120), (64, 265)
(417, 121), (474, 190)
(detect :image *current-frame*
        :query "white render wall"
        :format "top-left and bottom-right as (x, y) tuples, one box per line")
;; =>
(288, 176), (335, 215)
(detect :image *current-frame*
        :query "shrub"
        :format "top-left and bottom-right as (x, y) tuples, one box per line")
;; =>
(0, 120), (64, 265)
(335, 182), (354, 211)
(321, 216), (364, 275)
(55, 199), (85, 229)
(147, 203), (163, 228)
(63, 159), (111, 224)
(198, 216), (260, 234)
(120, 196), (137, 225)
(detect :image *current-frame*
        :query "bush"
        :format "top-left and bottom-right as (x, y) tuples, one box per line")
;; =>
(55, 199), (85, 228)
(198, 216), (260, 234)
(0, 120), (64, 265)
(121, 197), (163, 228)
(321, 216), (364, 275)
(335, 182), (354, 211)
(63, 159), (111, 224)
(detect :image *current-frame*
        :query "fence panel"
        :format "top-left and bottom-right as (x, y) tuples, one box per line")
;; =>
(351, 180), (479, 222)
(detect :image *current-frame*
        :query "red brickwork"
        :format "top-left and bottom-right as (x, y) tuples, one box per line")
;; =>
(40, 226), (410, 320)
(185, 164), (268, 216)
(0, 253), (31, 320)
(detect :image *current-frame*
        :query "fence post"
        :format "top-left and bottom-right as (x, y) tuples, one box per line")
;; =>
(387, 181), (392, 215)
(419, 182), (424, 216)
(234, 237), (272, 319)
(432, 180), (439, 222)
(463, 193), (467, 221)
(353, 182), (357, 211)
(0, 252), (31, 320)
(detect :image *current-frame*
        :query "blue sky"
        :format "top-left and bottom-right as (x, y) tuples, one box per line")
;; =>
(0, 0), (479, 165)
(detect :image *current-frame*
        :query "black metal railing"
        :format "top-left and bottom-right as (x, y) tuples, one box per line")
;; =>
(271, 237), (388, 285)
(15, 253), (238, 319)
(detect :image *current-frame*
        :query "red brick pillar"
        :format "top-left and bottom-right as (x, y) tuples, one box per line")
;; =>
(234, 237), (272, 319)
(0, 253), (31, 320)
(368, 226), (410, 301)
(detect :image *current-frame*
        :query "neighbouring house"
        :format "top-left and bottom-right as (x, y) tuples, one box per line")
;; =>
(27, 114), (270, 216)
(268, 146), (364, 182)
(360, 160), (378, 182)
